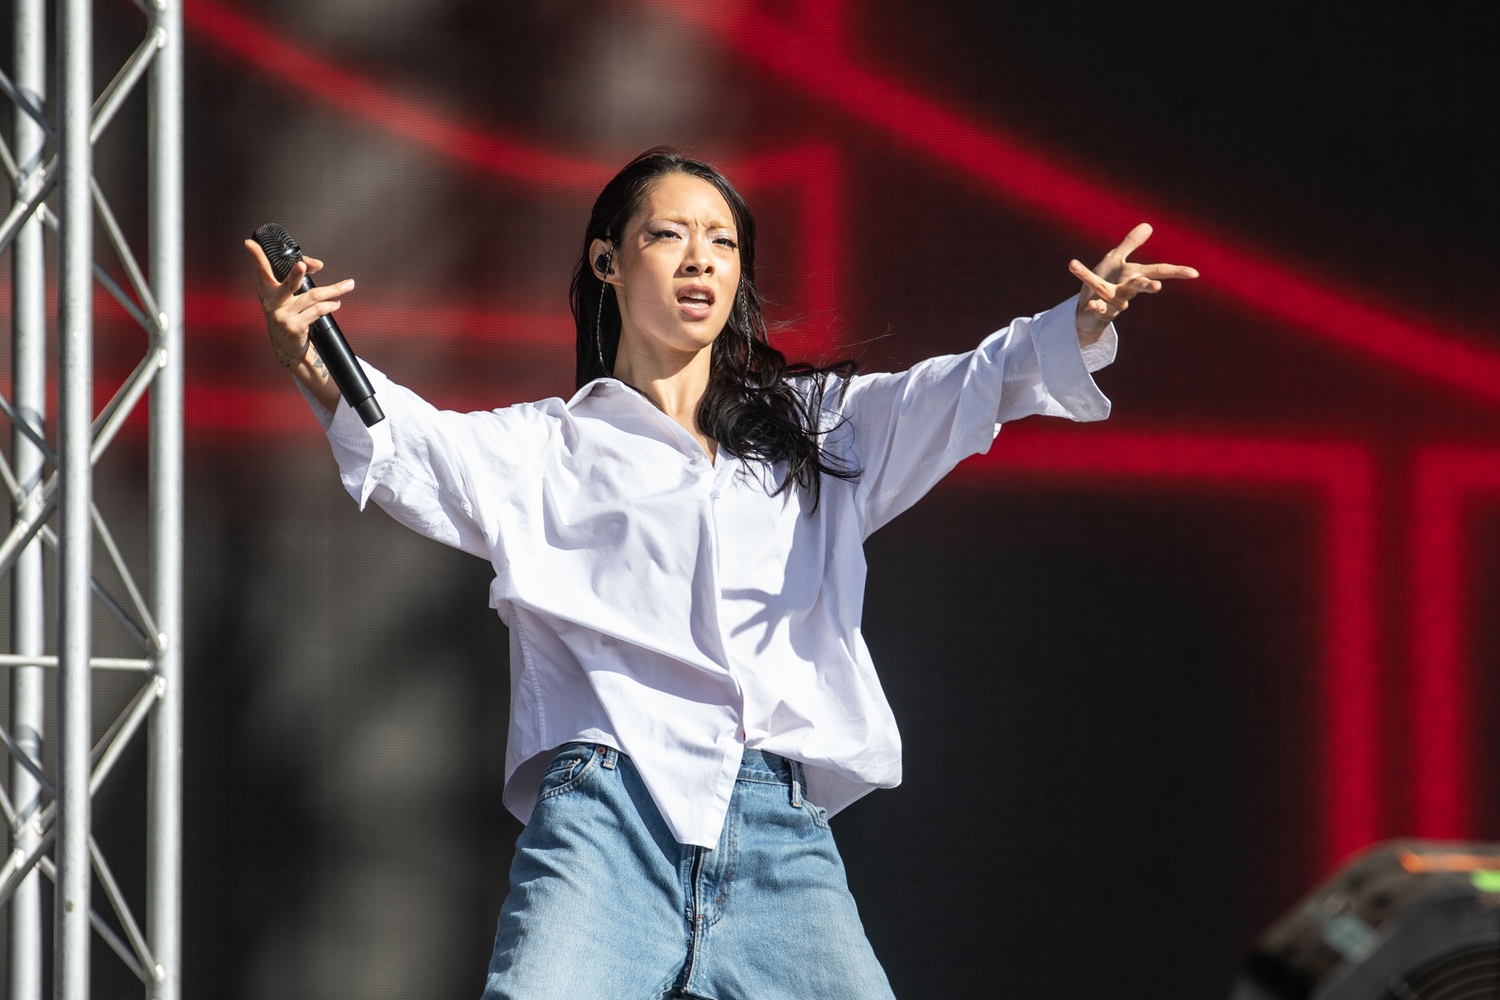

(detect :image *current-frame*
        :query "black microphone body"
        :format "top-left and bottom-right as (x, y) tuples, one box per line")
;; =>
(251, 223), (385, 426)
(299, 279), (384, 426)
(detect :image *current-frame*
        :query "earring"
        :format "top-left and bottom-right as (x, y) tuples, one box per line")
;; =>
(594, 248), (613, 378)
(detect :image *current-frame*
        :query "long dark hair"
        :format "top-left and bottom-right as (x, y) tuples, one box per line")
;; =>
(570, 147), (859, 510)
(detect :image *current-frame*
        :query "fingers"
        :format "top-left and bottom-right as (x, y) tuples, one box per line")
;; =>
(1135, 262), (1199, 281)
(244, 239), (278, 289)
(304, 255), (324, 275)
(299, 279), (355, 304)
(1112, 222), (1153, 260)
(1071, 257), (1154, 329)
(246, 240), (315, 316)
(278, 258), (307, 296)
(1069, 259), (1114, 299)
(277, 278), (355, 331)
(1071, 231), (1198, 340)
(288, 297), (343, 329)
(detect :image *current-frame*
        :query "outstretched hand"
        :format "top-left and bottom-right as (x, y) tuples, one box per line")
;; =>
(245, 239), (351, 412)
(1070, 224), (1197, 347)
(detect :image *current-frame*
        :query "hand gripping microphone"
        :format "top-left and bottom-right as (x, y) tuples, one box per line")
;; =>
(251, 223), (385, 426)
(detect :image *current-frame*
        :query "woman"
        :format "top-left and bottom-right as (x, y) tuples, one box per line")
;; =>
(247, 148), (1196, 999)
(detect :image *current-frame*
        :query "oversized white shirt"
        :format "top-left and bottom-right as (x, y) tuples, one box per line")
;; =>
(306, 295), (1116, 847)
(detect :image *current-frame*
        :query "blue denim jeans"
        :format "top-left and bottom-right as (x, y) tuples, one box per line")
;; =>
(481, 743), (896, 1000)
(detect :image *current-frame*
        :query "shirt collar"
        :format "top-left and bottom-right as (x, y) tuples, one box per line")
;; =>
(569, 377), (727, 469)
(566, 377), (646, 409)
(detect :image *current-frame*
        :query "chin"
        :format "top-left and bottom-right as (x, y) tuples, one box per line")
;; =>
(669, 318), (727, 352)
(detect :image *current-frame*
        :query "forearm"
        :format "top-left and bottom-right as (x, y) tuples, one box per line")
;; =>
(291, 340), (342, 413)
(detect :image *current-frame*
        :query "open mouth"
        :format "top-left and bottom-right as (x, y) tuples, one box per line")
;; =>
(676, 285), (715, 318)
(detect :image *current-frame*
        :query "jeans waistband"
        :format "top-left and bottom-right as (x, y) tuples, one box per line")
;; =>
(563, 742), (798, 784)
(738, 747), (794, 784)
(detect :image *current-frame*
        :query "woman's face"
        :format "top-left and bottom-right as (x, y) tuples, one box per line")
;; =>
(596, 172), (742, 362)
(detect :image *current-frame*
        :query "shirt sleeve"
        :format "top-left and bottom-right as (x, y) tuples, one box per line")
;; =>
(837, 293), (1116, 537)
(312, 361), (556, 560)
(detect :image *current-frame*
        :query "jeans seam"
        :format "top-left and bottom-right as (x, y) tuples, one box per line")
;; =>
(705, 790), (740, 931)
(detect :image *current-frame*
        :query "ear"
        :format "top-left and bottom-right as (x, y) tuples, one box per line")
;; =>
(588, 237), (621, 287)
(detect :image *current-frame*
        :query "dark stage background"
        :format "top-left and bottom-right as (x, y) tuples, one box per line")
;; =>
(2, 0), (1500, 997)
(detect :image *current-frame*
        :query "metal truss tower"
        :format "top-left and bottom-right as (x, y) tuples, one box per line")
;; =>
(0, 0), (183, 996)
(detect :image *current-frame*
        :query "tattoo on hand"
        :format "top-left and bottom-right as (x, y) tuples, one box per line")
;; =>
(271, 331), (312, 371)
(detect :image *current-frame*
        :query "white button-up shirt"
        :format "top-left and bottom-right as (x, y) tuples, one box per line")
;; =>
(305, 295), (1115, 847)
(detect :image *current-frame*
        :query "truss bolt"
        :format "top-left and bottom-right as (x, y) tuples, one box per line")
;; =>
(153, 963), (166, 983)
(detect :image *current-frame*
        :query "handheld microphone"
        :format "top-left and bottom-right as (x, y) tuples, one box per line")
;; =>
(251, 223), (385, 427)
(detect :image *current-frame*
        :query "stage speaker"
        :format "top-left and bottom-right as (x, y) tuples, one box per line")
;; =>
(1233, 841), (1500, 1000)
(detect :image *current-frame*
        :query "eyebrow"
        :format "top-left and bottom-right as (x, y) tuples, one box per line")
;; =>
(650, 213), (735, 230)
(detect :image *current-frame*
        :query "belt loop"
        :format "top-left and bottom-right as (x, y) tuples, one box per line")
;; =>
(599, 745), (617, 770)
(789, 759), (803, 808)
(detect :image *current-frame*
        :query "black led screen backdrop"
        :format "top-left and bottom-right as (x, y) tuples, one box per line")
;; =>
(2, 0), (1499, 997)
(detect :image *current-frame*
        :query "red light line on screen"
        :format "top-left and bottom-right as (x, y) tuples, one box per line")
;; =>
(649, 0), (1500, 405)
(181, 0), (844, 347)
(181, 0), (609, 190)
(181, 289), (576, 350)
(1410, 448), (1500, 840)
(958, 428), (1380, 870)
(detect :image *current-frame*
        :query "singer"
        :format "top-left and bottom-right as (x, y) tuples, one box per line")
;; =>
(246, 148), (1196, 999)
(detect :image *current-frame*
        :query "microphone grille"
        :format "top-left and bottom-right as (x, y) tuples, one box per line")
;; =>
(250, 223), (304, 283)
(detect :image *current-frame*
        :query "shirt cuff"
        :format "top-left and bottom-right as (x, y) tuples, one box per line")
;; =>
(324, 360), (395, 510)
(1032, 293), (1114, 422)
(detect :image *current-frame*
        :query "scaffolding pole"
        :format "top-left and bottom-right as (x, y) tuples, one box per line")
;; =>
(8, 0), (46, 996)
(56, 0), (95, 991)
(147, 0), (185, 992)
(0, 0), (183, 995)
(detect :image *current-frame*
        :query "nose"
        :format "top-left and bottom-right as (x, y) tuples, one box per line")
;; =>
(683, 232), (713, 276)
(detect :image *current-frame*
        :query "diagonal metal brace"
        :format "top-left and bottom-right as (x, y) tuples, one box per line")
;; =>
(92, 177), (163, 328)
(90, 28), (165, 145)
(34, 199), (163, 338)
(0, 388), (55, 466)
(92, 503), (164, 649)
(0, 130), (20, 188)
(89, 676), (163, 795)
(0, 49), (173, 266)
(0, 720), (54, 798)
(0, 63), (53, 138)
(0, 346), (166, 597)
(0, 152), (58, 266)
(92, 347), (168, 464)
(89, 837), (159, 981)
(0, 808), (54, 909)
(38, 855), (150, 983)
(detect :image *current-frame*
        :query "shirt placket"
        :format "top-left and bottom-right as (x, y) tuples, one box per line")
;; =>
(705, 455), (749, 739)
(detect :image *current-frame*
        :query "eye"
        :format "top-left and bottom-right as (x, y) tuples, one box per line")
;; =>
(650, 228), (682, 240)
(714, 236), (738, 250)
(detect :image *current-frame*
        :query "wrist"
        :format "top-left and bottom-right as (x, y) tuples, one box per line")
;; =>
(291, 344), (343, 411)
(1075, 323), (1107, 348)
(271, 332), (311, 371)
(293, 344), (324, 379)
